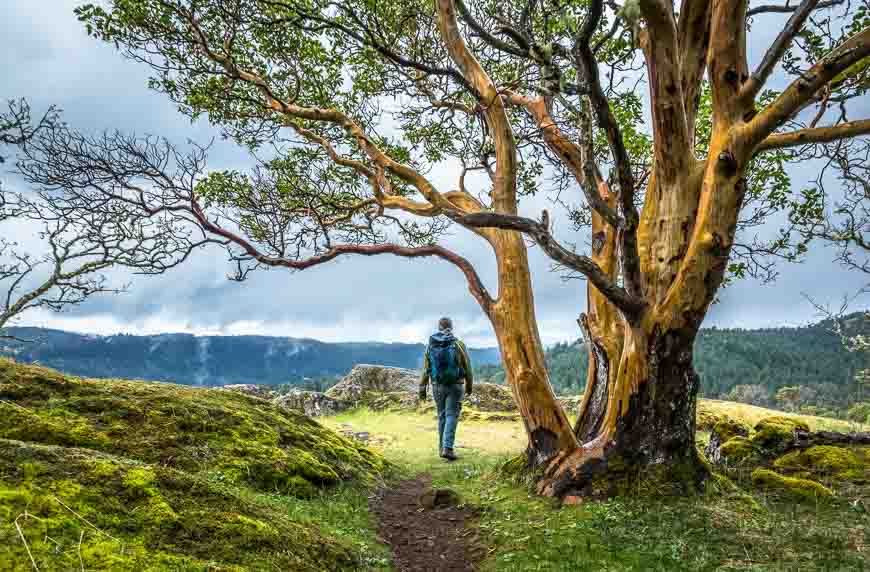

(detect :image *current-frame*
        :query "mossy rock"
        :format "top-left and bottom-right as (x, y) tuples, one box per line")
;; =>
(718, 436), (763, 465)
(774, 446), (870, 483)
(0, 440), (361, 570)
(751, 416), (809, 454)
(369, 391), (418, 412)
(695, 404), (725, 431)
(713, 418), (751, 443)
(0, 359), (388, 495)
(751, 468), (834, 502)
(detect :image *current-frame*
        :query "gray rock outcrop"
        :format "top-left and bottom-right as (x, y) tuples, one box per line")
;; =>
(325, 364), (420, 405)
(273, 389), (347, 417)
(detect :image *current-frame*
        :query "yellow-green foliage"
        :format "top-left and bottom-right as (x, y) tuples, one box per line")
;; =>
(751, 468), (834, 502)
(0, 359), (391, 570)
(0, 358), (386, 494)
(775, 446), (870, 482)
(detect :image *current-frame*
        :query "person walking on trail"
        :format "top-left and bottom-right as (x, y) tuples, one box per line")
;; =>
(419, 317), (473, 461)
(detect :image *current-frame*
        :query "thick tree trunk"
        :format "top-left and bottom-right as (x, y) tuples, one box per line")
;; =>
(539, 322), (708, 499)
(487, 231), (579, 465)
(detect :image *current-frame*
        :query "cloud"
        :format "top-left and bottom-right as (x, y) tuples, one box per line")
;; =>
(1, 0), (867, 348)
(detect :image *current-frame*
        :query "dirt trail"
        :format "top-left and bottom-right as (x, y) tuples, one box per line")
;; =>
(370, 475), (483, 572)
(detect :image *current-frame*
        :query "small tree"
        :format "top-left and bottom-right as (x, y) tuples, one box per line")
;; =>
(0, 100), (216, 338)
(43, 0), (870, 497)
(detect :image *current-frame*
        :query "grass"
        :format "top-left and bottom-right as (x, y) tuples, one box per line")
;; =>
(698, 399), (868, 433)
(329, 405), (870, 571)
(3, 357), (867, 571)
(0, 359), (391, 571)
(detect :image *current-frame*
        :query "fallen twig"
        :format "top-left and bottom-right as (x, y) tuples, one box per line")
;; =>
(14, 512), (39, 571)
(50, 495), (121, 544)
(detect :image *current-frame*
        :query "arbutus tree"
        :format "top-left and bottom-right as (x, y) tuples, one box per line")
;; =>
(0, 100), (213, 340)
(46, 0), (870, 498)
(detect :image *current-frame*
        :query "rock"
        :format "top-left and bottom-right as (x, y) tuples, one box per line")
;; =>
(717, 436), (763, 465)
(464, 382), (516, 412)
(220, 384), (275, 400)
(419, 488), (461, 510)
(751, 468), (834, 502)
(326, 364), (420, 406)
(705, 418), (751, 464)
(774, 445), (869, 482)
(557, 395), (583, 415)
(340, 430), (371, 443)
(752, 416), (810, 454)
(273, 389), (347, 417)
(369, 391), (420, 411)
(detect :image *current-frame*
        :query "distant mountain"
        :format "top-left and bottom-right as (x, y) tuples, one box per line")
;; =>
(476, 314), (870, 409)
(0, 327), (501, 387)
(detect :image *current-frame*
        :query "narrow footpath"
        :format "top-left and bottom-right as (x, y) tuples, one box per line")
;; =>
(369, 475), (484, 572)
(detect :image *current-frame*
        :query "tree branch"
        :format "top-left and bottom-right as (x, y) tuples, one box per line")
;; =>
(503, 91), (620, 228)
(746, 0), (843, 16)
(741, 0), (820, 103)
(454, 211), (646, 319)
(755, 119), (870, 152)
(678, 0), (713, 130)
(743, 27), (870, 149)
(187, 193), (493, 311)
(435, 0), (519, 215)
(573, 0), (642, 297)
(454, 0), (529, 58)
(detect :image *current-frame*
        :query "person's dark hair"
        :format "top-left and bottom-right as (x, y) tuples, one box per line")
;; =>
(438, 317), (453, 331)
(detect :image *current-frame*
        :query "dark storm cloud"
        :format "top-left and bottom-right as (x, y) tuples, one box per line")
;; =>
(2, 0), (867, 346)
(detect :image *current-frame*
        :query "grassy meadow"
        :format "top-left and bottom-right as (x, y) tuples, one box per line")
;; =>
(1, 357), (867, 571)
(324, 405), (870, 571)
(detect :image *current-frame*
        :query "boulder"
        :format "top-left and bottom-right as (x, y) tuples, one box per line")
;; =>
(752, 416), (810, 454)
(273, 389), (347, 417)
(751, 468), (833, 502)
(326, 364), (419, 406)
(220, 384), (275, 400)
(705, 418), (752, 464)
(369, 391), (420, 411)
(465, 382), (516, 412)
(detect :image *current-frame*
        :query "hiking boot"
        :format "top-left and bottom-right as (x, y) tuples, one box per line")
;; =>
(442, 448), (458, 461)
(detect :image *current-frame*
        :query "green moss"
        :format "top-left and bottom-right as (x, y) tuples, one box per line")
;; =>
(751, 416), (809, 454)
(0, 440), (363, 570)
(719, 436), (763, 465)
(774, 446), (869, 482)
(751, 468), (834, 502)
(0, 358), (387, 494)
(0, 359), (392, 570)
(711, 418), (750, 443)
(695, 407), (724, 431)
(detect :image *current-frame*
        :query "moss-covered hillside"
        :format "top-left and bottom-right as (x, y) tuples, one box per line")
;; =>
(0, 359), (390, 571)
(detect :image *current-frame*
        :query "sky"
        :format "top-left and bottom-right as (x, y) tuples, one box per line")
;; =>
(1, 0), (867, 348)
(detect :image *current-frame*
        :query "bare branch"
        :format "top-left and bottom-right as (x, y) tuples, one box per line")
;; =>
(744, 26), (870, 149)
(742, 0), (821, 103)
(454, 211), (646, 319)
(755, 119), (870, 152)
(747, 0), (844, 16)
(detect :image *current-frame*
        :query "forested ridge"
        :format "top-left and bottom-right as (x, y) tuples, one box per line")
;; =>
(477, 314), (870, 416)
(0, 327), (500, 387)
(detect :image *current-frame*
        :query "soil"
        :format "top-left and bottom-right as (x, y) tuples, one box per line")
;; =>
(370, 475), (484, 571)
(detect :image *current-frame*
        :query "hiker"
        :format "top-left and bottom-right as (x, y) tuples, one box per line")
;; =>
(418, 317), (473, 461)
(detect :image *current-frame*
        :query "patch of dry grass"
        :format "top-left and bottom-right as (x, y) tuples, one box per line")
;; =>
(698, 399), (870, 432)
